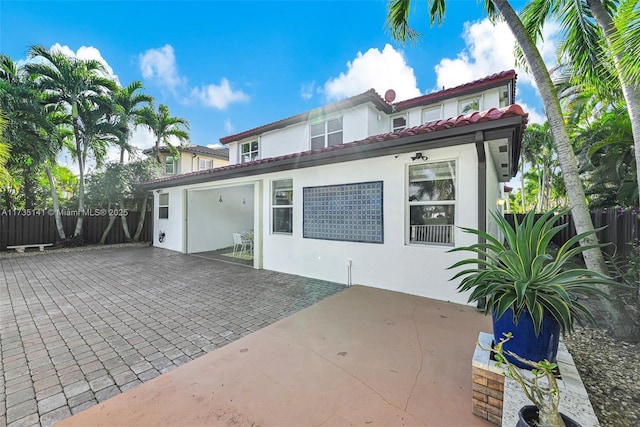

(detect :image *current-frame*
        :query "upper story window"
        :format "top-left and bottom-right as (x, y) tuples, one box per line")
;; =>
(240, 140), (259, 163)
(199, 159), (212, 170)
(392, 114), (407, 132)
(459, 97), (481, 115)
(164, 156), (175, 174)
(158, 193), (169, 219)
(272, 179), (293, 234)
(407, 160), (456, 245)
(311, 117), (343, 149)
(422, 105), (442, 124)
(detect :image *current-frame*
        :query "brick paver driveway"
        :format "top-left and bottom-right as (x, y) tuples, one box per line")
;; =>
(0, 246), (344, 427)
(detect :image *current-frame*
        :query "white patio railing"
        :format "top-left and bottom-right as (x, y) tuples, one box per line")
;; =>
(410, 224), (454, 245)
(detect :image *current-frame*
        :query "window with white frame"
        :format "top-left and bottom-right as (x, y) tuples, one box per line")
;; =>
(422, 106), (442, 124)
(240, 140), (259, 163)
(199, 159), (212, 170)
(272, 179), (293, 234)
(392, 114), (407, 132)
(408, 160), (456, 245)
(310, 117), (343, 149)
(158, 193), (169, 219)
(459, 97), (481, 114)
(164, 156), (175, 174)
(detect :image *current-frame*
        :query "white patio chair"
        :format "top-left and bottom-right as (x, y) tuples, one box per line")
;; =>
(232, 233), (244, 256)
(232, 232), (253, 256)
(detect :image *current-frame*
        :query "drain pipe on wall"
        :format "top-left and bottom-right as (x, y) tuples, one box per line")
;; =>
(346, 259), (353, 287)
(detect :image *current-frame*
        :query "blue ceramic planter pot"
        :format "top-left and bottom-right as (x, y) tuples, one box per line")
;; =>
(493, 307), (560, 370)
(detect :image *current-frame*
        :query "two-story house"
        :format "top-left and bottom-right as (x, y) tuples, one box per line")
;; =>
(143, 144), (230, 176)
(143, 70), (527, 304)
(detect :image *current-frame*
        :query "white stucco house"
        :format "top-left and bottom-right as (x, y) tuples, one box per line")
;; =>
(142, 70), (527, 304)
(143, 144), (229, 176)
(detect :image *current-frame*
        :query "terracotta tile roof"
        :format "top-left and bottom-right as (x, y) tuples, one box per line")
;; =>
(219, 70), (517, 145)
(143, 104), (527, 188)
(393, 70), (517, 111)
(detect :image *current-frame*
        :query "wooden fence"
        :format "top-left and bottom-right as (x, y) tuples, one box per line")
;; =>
(0, 209), (152, 251)
(505, 210), (640, 259)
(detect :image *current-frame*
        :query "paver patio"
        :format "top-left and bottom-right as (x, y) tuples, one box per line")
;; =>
(0, 246), (345, 427)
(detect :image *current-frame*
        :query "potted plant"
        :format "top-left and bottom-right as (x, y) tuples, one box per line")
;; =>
(449, 210), (617, 368)
(481, 332), (581, 427)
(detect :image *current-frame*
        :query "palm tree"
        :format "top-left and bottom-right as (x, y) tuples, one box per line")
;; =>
(522, 123), (559, 211)
(26, 45), (117, 238)
(112, 82), (152, 239)
(520, 0), (640, 209)
(114, 81), (153, 163)
(387, 0), (606, 275)
(575, 104), (636, 208)
(137, 103), (190, 163)
(0, 110), (11, 188)
(0, 54), (57, 209)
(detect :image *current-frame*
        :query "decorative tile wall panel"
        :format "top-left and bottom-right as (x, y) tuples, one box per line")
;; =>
(303, 181), (383, 243)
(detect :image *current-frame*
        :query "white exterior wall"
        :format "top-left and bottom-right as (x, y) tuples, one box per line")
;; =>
(261, 144), (479, 305)
(367, 106), (389, 135)
(260, 123), (308, 159)
(154, 188), (186, 253)
(341, 106), (369, 143)
(485, 143), (501, 240)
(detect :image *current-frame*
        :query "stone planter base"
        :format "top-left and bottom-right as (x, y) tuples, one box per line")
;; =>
(472, 332), (600, 427)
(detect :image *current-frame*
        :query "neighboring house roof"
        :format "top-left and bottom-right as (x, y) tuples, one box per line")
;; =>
(143, 104), (528, 190)
(219, 70), (517, 145)
(143, 145), (229, 161)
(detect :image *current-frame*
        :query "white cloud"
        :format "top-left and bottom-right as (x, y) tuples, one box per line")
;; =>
(324, 44), (421, 102)
(191, 78), (249, 110)
(129, 127), (156, 151)
(139, 45), (249, 109)
(434, 19), (560, 90)
(224, 118), (234, 133)
(49, 43), (119, 85)
(139, 45), (186, 94)
(516, 101), (546, 125)
(300, 81), (316, 100)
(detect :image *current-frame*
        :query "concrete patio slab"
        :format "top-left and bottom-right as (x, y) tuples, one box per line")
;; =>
(58, 285), (493, 427)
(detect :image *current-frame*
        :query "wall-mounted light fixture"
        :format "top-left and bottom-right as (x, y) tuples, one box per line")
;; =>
(242, 197), (246, 205)
(219, 195), (223, 203)
(155, 189), (161, 193)
(411, 152), (428, 161)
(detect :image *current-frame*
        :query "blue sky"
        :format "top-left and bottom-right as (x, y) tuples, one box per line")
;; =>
(1, 0), (556, 169)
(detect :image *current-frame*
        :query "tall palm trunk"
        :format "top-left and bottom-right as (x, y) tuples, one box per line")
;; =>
(100, 204), (117, 244)
(119, 144), (131, 240)
(587, 0), (640, 210)
(492, 0), (606, 273)
(493, 0), (635, 336)
(520, 154), (526, 212)
(72, 115), (85, 238)
(133, 193), (149, 241)
(45, 164), (66, 240)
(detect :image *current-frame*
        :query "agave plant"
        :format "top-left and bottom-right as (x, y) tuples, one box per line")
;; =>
(448, 210), (618, 335)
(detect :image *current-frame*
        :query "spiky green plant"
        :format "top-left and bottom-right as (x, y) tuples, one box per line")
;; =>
(449, 210), (619, 335)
